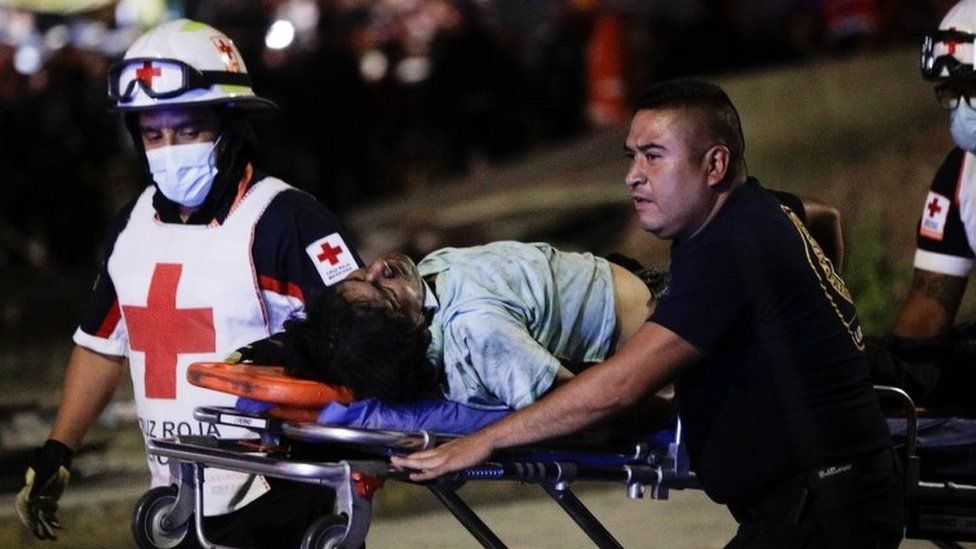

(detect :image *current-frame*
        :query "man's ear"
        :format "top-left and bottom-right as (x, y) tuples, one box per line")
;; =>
(703, 144), (731, 187)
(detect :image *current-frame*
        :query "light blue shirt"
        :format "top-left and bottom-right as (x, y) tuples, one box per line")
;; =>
(419, 241), (617, 410)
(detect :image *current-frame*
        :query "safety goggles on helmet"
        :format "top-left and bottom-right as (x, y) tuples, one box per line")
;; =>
(107, 57), (252, 104)
(922, 29), (976, 81)
(935, 82), (976, 109)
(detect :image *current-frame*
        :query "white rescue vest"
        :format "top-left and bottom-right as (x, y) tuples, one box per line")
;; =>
(958, 152), (976, 256)
(109, 177), (290, 515)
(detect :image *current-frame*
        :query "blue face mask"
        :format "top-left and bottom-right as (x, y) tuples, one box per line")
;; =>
(950, 101), (976, 152)
(145, 140), (219, 208)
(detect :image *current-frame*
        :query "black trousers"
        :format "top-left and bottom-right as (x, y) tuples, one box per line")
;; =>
(179, 477), (337, 549)
(724, 448), (905, 548)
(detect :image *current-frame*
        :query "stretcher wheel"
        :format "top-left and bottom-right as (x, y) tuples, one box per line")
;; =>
(131, 486), (188, 549)
(300, 513), (349, 549)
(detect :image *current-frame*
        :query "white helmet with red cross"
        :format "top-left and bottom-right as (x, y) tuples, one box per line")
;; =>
(922, 0), (976, 82)
(108, 18), (277, 112)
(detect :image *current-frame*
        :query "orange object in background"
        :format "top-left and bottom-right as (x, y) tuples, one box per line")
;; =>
(586, 11), (627, 127)
(187, 362), (355, 408)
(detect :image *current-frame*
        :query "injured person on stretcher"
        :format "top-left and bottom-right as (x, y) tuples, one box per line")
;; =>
(230, 241), (672, 435)
(229, 188), (840, 435)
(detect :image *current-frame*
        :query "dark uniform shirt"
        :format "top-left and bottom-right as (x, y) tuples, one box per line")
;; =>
(652, 178), (891, 504)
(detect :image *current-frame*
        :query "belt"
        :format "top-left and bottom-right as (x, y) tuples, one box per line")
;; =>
(727, 447), (897, 525)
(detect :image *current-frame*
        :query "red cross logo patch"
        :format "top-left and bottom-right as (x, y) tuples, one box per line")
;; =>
(136, 61), (161, 86)
(317, 242), (344, 265)
(919, 192), (950, 241)
(306, 233), (357, 285)
(123, 263), (215, 399)
(211, 37), (242, 73)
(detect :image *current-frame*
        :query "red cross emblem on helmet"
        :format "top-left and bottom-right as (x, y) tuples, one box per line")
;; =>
(211, 37), (242, 73)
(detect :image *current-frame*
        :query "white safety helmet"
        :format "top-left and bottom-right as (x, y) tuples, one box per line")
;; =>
(107, 18), (277, 112)
(922, 0), (976, 82)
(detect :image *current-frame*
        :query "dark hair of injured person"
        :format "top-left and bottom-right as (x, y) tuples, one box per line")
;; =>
(283, 288), (439, 403)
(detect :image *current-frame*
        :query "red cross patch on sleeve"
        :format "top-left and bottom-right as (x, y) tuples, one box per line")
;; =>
(306, 233), (357, 285)
(919, 191), (951, 241)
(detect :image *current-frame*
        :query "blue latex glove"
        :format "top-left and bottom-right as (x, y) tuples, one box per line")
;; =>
(235, 397), (274, 413)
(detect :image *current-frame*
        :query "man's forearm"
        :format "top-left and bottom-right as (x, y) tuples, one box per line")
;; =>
(391, 323), (699, 480)
(483, 323), (695, 450)
(50, 345), (126, 449)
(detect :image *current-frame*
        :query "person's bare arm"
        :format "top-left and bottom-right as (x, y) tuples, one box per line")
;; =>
(391, 322), (699, 480)
(49, 345), (126, 449)
(801, 198), (845, 273)
(893, 269), (968, 339)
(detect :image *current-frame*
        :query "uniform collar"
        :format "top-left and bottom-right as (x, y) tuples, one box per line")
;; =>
(153, 163), (259, 225)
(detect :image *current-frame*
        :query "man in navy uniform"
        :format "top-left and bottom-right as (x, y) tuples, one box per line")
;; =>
(393, 79), (904, 547)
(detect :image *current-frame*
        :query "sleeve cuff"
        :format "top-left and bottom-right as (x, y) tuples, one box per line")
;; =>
(914, 249), (974, 278)
(73, 328), (127, 357)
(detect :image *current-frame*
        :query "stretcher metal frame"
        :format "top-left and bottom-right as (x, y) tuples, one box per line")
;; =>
(874, 385), (976, 546)
(136, 405), (697, 549)
(135, 387), (976, 549)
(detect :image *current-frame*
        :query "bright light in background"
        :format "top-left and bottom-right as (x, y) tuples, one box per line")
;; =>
(72, 19), (106, 49)
(280, 0), (319, 34)
(43, 24), (69, 50)
(360, 49), (388, 82)
(115, 0), (166, 28)
(5, 10), (35, 45)
(395, 56), (430, 85)
(265, 20), (295, 50)
(14, 43), (42, 74)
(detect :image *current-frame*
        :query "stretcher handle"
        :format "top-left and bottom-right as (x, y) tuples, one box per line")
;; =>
(187, 361), (355, 407)
(873, 384), (918, 459)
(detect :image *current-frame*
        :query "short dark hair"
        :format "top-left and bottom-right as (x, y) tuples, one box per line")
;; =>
(632, 79), (745, 166)
(283, 289), (439, 403)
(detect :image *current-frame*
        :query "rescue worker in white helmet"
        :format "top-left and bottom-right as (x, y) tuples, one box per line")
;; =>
(872, 0), (976, 411)
(15, 19), (363, 547)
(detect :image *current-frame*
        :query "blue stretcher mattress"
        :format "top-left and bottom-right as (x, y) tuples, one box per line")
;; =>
(236, 396), (510, 435)
(888, 418), (976, 483)
(235, 398), (976, 480)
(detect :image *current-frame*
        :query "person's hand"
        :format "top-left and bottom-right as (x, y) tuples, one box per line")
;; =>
(15, 440), (73, 540)
(225, 334), (289, 365)
(390, 432), (495, 481)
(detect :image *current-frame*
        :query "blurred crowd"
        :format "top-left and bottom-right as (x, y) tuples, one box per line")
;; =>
(0, 0), (956, 274)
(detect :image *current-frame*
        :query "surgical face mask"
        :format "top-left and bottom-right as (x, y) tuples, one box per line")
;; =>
(950, 101), (976, 152)
(145, 140), (219, 207)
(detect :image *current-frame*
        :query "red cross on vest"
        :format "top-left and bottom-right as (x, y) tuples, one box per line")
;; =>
(317, 242), (344, 265)
(927, 197), (944, 217)
(124, 263), (215, 399)
(136, 61), (161, 86)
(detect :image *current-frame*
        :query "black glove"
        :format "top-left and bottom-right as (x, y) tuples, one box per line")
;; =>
(15, 439), (74, 540)
(949, 321), (976, 359)
(866, 336), (946, 404)
(226, 332), (301, 367)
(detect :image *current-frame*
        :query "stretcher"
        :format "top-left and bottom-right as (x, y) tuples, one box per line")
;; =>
(876, 385), (976, 545)
(131, 363), (976, 549)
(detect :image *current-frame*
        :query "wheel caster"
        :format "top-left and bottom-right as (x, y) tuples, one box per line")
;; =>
(131, 485), (189, 549)
(300, 513), (350, 549)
